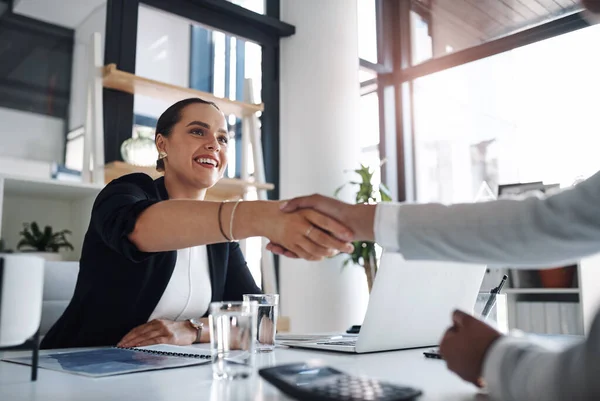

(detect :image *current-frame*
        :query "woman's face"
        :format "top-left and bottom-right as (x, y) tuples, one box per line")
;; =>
(157, 103), (229, 189)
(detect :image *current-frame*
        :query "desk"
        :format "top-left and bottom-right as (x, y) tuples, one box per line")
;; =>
(0, 347), (486, 401)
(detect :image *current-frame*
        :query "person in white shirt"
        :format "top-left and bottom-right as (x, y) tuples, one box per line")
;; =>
(268, 3), (600, 399)
(270, 167), (600, 400)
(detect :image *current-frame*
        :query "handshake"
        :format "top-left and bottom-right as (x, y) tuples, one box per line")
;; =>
(261, 194), (378, 261)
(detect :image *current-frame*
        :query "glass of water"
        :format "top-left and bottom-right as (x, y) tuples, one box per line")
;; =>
(209, 301), (258, 380)
(243, 294), (279, 352)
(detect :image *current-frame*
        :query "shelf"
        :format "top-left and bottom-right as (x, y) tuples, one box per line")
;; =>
(104, 162), (274, 201)
(103, 64), (263, 117)
(0, 174), (103, 200)
(505, 288), (580, 295)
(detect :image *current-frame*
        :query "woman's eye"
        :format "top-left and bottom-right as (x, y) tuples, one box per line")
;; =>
(190, 129), (205, 136)
(218, 136), (229, 144)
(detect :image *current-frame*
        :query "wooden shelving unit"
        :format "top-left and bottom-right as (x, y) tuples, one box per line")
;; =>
(104, 161), (274, 201)
(103, 64), (264, 117)
(101, 64), (274, 202)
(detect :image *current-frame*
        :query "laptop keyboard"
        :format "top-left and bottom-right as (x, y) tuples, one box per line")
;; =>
(316, 340), (357, 346)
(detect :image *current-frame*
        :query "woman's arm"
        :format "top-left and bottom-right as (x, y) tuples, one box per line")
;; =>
(130, 200), (353, 260)
(91, 176), (354, 262)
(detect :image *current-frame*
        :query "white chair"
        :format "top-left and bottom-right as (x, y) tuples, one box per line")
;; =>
(0, 254), (44, 380)
(40, 261), (79, 336)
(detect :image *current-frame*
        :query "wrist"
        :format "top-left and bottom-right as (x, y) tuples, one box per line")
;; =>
(234, 200), (278, 239)
(348, 204), (376, 241)
(187, 318), (205, 343)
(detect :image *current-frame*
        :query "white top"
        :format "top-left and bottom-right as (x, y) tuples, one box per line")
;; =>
(148, 246), (212, 321)
(373, 171), (600, 401)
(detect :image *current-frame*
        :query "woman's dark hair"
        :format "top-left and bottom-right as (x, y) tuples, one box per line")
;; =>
(155, 97), (220, 172)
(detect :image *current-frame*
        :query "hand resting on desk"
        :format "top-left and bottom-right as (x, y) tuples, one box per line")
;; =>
(439, 310), (502, 388)
(116, 316), (275, 349)
(117, 318), (207, 348)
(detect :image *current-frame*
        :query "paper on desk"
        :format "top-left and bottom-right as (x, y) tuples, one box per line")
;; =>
(135, 344), (211, 356)
(1, 346), (210, 378)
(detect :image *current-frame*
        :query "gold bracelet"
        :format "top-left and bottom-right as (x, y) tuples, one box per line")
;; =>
(218, 201), (231, 241)
(229, 199), (242, 241)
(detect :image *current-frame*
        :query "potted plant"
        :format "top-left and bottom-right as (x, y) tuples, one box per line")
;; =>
(17, 222), (74, 261)
(335, 163), (391, 293)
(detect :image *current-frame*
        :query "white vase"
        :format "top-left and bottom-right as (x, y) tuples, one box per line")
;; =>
(21, 252), (63, 262)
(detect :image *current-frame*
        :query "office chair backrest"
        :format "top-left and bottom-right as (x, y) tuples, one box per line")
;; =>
(40, 261), (78, 336)
(0, 254), (44, 347)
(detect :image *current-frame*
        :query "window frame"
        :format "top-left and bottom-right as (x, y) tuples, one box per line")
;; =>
(382, 0), (599, 202)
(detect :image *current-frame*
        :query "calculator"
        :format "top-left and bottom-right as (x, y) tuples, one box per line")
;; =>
(259, 362), (422, 401)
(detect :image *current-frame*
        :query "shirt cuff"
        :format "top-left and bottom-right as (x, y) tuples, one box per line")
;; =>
(483, 334), (529, 401)
(374, 203), (402, 252)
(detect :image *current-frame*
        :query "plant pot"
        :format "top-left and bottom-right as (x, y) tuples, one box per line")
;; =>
(20, 252), (63, 262)
(538, 266), (576, 288)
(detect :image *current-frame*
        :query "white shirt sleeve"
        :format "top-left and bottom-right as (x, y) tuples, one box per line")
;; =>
(372, 171), (600, 267)
(483, 316), (600, 401)
(374, 202), (402, 252)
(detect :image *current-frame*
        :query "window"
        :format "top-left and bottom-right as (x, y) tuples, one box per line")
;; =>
(132, 6), (262, 176)
(357, 0), (384, 194)
(413, 23), (600, 204)
(410, 0), (583, 65)
(131, 5), (264, 285)
(358, 92), (382, 189)
(226, 0), (265, 15)
(358, 0), (378, 64)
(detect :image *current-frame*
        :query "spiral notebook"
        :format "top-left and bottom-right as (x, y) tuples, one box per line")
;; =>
(2, 344), (211, 377)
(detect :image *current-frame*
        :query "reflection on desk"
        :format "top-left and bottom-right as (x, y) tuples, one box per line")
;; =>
(0, 345), (484, 401)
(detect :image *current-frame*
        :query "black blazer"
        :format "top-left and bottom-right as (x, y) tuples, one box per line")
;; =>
(41, 173), (261, 349)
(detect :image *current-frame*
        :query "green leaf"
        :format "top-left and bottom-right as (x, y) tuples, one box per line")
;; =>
(379, 183), (393, 202)
(30, 222), (42, 239)
(334, 183), (346, 198)
(16, 239), (31, 250)
(20, 230), (37, 246)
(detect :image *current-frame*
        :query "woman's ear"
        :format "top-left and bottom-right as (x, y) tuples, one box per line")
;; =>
(155, 133), (166, 154)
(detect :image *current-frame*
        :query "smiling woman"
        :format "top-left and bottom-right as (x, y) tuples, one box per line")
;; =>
(39, 97), (356, 350)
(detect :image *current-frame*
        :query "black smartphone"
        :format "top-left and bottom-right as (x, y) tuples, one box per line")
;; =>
(423, 348), (442, 359)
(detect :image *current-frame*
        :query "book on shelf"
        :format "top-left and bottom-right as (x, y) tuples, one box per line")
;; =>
(512, 301), (582, 336)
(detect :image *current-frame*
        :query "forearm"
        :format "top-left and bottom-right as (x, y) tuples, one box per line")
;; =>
(484, 336), (592, 401)
(130, 200), (273, 252)
(375, 171), (600, 267)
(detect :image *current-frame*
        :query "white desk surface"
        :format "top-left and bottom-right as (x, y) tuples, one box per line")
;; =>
(0, 346), (488, 401)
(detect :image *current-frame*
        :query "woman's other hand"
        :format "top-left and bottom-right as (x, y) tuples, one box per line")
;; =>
(117, 319), (198, 348)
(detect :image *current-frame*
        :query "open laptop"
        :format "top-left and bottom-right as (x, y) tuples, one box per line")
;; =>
(279, 252), (486, 353)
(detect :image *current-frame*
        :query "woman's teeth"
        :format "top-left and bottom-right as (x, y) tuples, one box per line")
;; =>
(195, 157), (217, 167)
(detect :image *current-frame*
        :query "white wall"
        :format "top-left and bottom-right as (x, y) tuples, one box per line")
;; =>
(134, 5), (191, 119)
(279, 0), (369, 333)
(14, 0), (106, 29)
(0, 107), (64, 165)
(69, 4), (106, 131)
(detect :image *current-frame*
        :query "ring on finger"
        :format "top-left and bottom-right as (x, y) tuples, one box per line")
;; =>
(305, 225), (314, 238)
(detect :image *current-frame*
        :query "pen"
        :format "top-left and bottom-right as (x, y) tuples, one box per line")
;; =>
(480, 274), (508, 320)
